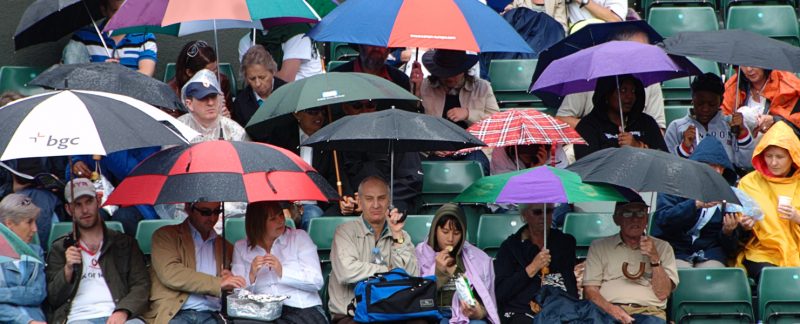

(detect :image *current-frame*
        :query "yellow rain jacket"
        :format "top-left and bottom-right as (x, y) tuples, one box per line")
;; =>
(737, 121), (800, 268)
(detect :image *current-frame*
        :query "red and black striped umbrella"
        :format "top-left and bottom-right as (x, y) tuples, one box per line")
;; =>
(105, 140), (338, 205)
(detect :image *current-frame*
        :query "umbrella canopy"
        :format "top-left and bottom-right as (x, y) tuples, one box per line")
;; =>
(14, 0), (102, 50)
(454, 166), (626, 204)
(30, 63), (184, 111)
(245, 72), (420, 135)
(105, 141), (338, 205)
(464, 109), (585, 148)
(301, 108), (485, 152)
(529, 20), (664, 108)
(308, 0), (533, 53)
(662, 29), (800, 73)
(0, 90), (198, 161)
(532, 41), (701, 96)
(104, 0), (319, 35)
(566, 146), (741, 204)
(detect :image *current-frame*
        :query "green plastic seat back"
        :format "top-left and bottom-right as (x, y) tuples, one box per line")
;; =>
(726, 6), (800, 46)
(0, 66), (47, 97)
(672, 268), (754, 323)
(404, 215), (434, 245)
(49, 221), (124, 250)
(759, 267), (800, 323)
(476, 214), (524, 257)
(665, 106), (692, 127)
(648, 7), (718, 38)
(135, 219), (182, 254)
(562, 212), (617, 258)
(327, 60), (348, 72)
(422, 161), (484, 194)
(223, 217), (295, 244)
(308, 216), (358, 262)
(488, 59), (537, 92)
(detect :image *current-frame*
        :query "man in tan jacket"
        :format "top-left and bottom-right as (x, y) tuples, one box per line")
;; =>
(145, 201), (246, 324)
(328, 176), (419, 324)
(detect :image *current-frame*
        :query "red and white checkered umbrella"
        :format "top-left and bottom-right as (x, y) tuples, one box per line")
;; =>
(460, 109), (584, 153)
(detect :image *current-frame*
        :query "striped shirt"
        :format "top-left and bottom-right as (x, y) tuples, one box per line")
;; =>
(71, 23), (157, 70)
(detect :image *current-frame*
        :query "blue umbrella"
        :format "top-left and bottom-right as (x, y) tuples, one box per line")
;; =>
(529, 20), (664, 108)
(307, 0), (533, 53)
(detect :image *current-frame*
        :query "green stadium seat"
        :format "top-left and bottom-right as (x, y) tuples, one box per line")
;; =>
(330, 42), (359, 61)
(308, 216), (358, 262)
(488, 59), (543, 107)
(562, 213), (617, 258)
(722, 0), (797, 20)
(0, 66), (47, 97)
(327, 60), (348, 72)
(671, 268), (754, 323)
(224, 217), (296, 244)
(476, 214), (524, 257)
(647, 7), (719, 38)
(136, 219), (182, 254)
(641, 0), (715, 19)
(420, 161), (484, 209)
(665, 106), (691, 126)
(726, 6), (800, 46)
(759, 267), (800, 323)
(163, 62), (238, 95)
(49, 221), (124, 250)
(404, 215), (434, 245)
(662, 57), (720, 105)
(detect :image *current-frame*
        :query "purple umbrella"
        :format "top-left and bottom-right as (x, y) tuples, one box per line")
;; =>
(531, 40), (700, 128)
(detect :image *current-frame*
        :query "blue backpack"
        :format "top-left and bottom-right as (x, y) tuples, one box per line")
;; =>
(351, 268), (442, 323)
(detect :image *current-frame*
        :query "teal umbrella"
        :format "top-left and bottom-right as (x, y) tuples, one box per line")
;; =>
(245, 72), (419, 135)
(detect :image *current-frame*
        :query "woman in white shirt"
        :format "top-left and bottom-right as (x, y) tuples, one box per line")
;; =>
(231, 201), (328, 323)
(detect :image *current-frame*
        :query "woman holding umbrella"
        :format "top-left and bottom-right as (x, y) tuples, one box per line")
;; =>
(415, 204), (499, 324)
(721, 66), (800, 132)
(574, 75), (667, 160)
(736, 121), (800, 282)
(494, 203), (577, 324)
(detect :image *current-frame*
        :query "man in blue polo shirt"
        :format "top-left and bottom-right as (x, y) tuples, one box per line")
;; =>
(62, 0), (157, 76)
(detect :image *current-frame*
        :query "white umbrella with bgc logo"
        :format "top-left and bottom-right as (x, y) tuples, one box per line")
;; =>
(0, 90), (198, 161)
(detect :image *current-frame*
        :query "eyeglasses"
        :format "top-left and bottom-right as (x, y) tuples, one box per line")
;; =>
(617, 210), (648, 218)
(351, 101), (376, 110)
(19, 197), (32, 206)
(192, 206), (222, 217)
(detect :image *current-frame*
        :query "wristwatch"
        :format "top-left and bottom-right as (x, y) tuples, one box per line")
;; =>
(650, 260), (662, 267)
(580, 0), (590, 7)
(393, 236), (405, 244)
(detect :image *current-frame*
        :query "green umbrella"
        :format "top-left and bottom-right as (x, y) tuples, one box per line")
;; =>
(245, 72), (419, 134)
(454, 166), (626, 204)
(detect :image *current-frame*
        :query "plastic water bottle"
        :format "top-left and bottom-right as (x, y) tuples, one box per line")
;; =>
(371, 247), (385, 265)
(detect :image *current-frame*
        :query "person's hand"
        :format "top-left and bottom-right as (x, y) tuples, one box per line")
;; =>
(757, 114), (776, 133)
(446, 107), (469, 123)
(639, 235), (659, 263)
(739, 215), (756, 231)
(29, 321), (46, 324)
(432, 151), (450, 158)
(65, 245), (82, 269)
(682, 125), (696, 149)
(618, 131), (642, 148)
(695, 200), (719, 209)
(72, 161), (92, 178)
(220, 270), (246, 291)
(410, 62), (423, 94)
(435, 250), (456, 275)
(526, 249), (551, 277)
(459, 300), (486, 320)
(722, 213), (738, 236)
(220, 104), (231, 119)
(106, 310), (129, 324)
(387, 208), (405, 239)
(263, 254), (283, 278)
(730, 112), (747, 137)
(339, 195), (359, 215)
(104, 58), (120, 64)
(607, 305), (635, 324)
(777, 204), (800, 224)
(250, 255), (268, 276)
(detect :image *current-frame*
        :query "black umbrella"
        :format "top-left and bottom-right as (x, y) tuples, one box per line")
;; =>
(14, 0), (102, 50)
(566, 146), (741, 205)
(31, 63), (185, 111)
(302, 108), (485, 202)
(530, 20), (664, 108)
(662, 30), (800, 73)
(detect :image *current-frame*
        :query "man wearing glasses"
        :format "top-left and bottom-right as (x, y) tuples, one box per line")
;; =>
(582, 197), (679, 324)
(46, 178), (150, 324)
(146, 200), (246, 324)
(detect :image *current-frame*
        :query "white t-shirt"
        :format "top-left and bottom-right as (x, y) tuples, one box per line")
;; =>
(67, 243), (116, 323)
(567, 0), (627, 24)
(238, 33), (323, 81)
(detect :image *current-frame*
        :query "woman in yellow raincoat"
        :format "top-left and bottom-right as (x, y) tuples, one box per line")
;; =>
(737, 121), (800, 281)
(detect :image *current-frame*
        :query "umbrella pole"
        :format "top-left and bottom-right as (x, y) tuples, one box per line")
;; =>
(389, 142), (395, 208)
(220, 203), (228, 317)
(616, 75), (625, 131)
(731, 65), (740, 167)
(213, 20), (222, 91)
(514, 145), (520, 171)
(252, 28), (257, 46)
(82, 0), (111, 58)
(327, 107), (343, 196)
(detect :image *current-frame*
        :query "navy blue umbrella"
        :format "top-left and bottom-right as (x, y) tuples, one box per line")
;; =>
(529, 20), (664, 109)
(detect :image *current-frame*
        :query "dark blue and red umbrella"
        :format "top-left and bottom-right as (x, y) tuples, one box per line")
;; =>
(105, 141), (338, 206)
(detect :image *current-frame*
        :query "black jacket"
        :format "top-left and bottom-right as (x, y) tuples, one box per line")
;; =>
(231, 78), (287, 128)
(574, 75), (667, 160)
(494, 227), (577, 316)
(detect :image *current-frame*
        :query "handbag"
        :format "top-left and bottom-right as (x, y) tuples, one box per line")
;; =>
(350, 268), (442, 323)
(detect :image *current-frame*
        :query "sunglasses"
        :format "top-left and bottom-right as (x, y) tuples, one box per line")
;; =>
(19, 197), (32, 206)
(617, 210), (648, 218)
(351, 101), (376, 110)
(185, 41), (210, 64)
(192, 205), (222, 217)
